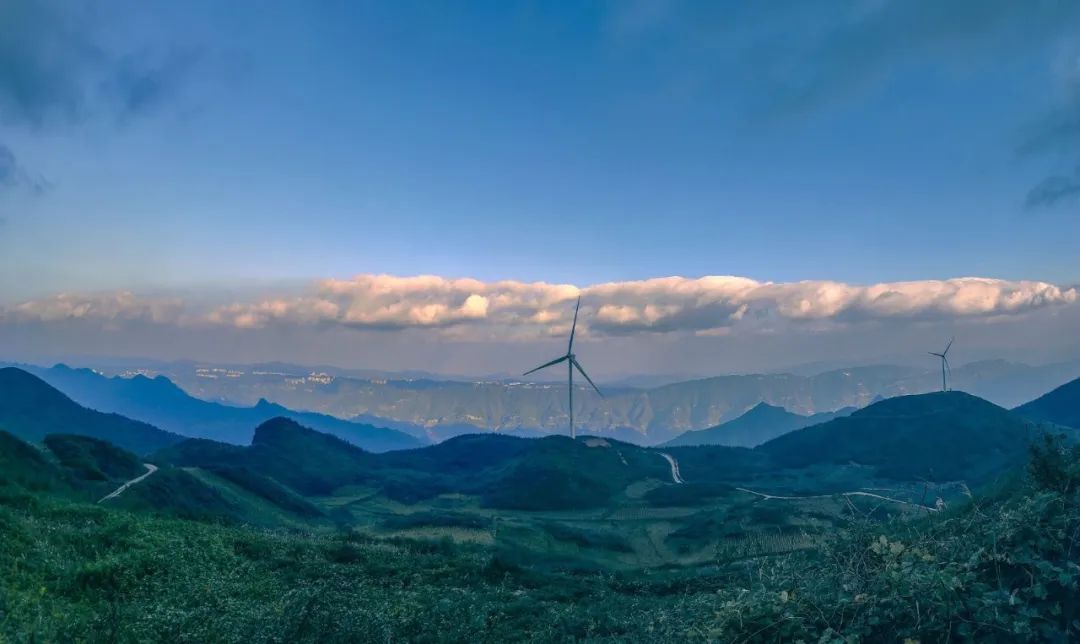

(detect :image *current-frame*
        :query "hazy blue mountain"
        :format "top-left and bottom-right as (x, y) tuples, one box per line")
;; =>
(1014, 376), (1080, 429)
(135, 363), (926, 443)
(662, 402), (855, 448)
(19, 364), (422, 452)
(0, 368), (183, 455)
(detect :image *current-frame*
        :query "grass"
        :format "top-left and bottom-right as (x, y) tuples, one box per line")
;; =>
(0, 494), (715, 642)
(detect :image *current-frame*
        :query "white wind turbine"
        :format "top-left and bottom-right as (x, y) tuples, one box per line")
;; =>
(928, 337), (954, 392)
(523, 296), (603, 439)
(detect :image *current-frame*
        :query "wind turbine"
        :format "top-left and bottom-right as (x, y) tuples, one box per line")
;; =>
(523, 296), (602, 439)
(928, 337), (954, 392)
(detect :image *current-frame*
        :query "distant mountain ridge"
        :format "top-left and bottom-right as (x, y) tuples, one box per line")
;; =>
(15, 364), (422, 452)
(7, 358), (1079, 445)
(662, 402), (855, 448)
(0, 368), (183, 455)
(153, 363), (930, 443)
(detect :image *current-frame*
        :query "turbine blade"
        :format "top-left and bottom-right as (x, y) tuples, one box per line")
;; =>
(571, 358), (603, 397)
(523, 355), (568, 376)
(929, 352), (944, 358)
(943, 337), (954, 355)
(568, 296), (581, 353)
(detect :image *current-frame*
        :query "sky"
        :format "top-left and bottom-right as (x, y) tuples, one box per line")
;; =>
(2, 0), (1080, 377)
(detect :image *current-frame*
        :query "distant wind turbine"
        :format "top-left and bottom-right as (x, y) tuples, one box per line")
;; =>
(928, 337), (954, 392)
(523, 296), (602, 439)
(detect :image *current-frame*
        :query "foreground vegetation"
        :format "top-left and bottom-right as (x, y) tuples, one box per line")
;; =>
(2, 434), (1079, 641)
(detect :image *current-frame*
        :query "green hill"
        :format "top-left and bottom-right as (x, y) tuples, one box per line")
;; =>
(43, 434), (145, 482)
(483, 436), (670, 510)
(758, 391), (1036, 483)
(0, 368), (183, 455)
(157, 417), (374, 496)
(0, 430), (71, 495)
(157, 419), (674, 511)
(1014, 376), (1080, 429)
(663, 402), (854, 447)
(102, 467), (237, 520)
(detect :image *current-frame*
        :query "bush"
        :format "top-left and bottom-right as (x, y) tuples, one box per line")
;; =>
(705, 433), (1080, 642)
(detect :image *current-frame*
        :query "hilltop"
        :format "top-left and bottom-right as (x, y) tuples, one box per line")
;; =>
(663, 402), (854, 448)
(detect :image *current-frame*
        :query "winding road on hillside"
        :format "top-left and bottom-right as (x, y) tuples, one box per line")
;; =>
(735, 487), (939, 512)
(99, 464), (158, 503)
(658, 453), (684, 484)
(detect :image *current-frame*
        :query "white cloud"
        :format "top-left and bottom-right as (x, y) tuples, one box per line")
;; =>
(2, 291), (185, 325)
(3, 275), (1076, 339)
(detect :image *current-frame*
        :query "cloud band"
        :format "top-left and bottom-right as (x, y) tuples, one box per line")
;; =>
(4, 274), (1076, 339)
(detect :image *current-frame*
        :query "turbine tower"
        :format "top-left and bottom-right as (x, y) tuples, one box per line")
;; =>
(928, 337), (954, 392)
(523, 296), (603, 439)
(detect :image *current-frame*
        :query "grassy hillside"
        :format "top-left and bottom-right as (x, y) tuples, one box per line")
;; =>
(44, 434), (145, 482)
(156, 421), (675, 511)
(1014, 376), (1080, 429)
(0, 430), (71, 496)
(104, 467), (241, 521)
(759, 391), (1036, 483)
(156, 418), (374, 496)
(0, 368), (183, 455)
(484, 436), (670, 510)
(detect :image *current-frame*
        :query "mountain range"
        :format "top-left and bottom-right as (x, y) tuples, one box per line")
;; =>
(79, 358), (1077, 443)
(12, 364), (421, 452)
(5, 368), (1080, 520)
(135, 388), (1077, 515)
(0, 368), (183, 455)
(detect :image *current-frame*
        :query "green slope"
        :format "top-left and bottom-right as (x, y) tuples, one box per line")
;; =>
(0, 430), (71, 495)
(157, 419), (675, 511)
(1014, 376), (1080, 429)
(157, 417), (374, 497)
(758, 391), (1036, 483)
(43, 434), (145, 482)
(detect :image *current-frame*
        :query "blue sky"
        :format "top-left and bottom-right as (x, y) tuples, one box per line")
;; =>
(2, 1), (1079, 374)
